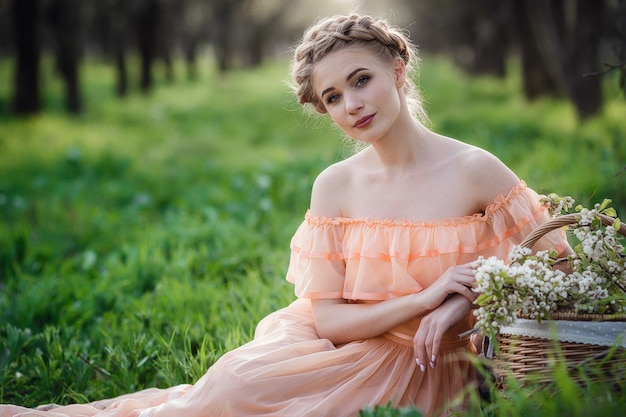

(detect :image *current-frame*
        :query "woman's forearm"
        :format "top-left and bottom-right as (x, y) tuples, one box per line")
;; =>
(310, 291), (438, 345)
(311, 263), (477, 345)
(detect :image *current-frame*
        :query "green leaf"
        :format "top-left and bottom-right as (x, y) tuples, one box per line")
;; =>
(398, 407), (424, 417)
(475, 294), (490, 305)
(603, 207), (617, 217)
(359, 407), (376, 417)
(612, 217), (621, 231)
(598, 198), (612, 212)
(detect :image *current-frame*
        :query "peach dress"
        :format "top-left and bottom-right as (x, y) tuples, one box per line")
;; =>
(0, 181), (568, 417)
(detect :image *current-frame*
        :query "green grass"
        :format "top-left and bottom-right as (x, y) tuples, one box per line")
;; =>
(0, 55), (625, 413)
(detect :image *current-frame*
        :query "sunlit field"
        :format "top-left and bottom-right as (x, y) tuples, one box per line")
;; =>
(0, 55), (625, 415)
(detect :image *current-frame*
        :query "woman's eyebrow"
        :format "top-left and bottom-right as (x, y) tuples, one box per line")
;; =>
(347, 67), (369, 82)
(321, 67), (369, 98)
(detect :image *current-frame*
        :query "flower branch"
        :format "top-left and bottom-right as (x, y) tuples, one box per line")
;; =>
(470, 195), (626, 336)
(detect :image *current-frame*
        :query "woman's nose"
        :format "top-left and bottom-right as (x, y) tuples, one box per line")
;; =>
(344, 93), (363, 113)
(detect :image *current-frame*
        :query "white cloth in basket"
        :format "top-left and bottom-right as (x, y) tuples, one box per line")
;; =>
(499, 319), (626, 348)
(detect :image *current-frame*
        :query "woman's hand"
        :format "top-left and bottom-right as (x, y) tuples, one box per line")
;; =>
(418, 262), (477, 311)
(413, 295), (472, 372)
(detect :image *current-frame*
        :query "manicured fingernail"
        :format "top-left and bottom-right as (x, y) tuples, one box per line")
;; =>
(429, 361), (435, 369)
(431, 355), (436, 363)
(415, 358), (420, 365)
(420, 364), (426, 372)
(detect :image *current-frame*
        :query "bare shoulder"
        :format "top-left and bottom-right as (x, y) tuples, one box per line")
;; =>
(309, 157), (355, 218)
(453, 141), (520, 208)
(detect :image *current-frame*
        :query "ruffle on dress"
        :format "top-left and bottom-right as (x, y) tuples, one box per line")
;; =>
(287, 181), (569, 301)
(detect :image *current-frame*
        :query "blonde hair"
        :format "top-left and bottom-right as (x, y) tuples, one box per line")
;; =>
(291, 14), (426, 122)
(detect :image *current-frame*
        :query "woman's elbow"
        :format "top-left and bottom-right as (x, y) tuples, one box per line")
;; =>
(312, 314), (343, 342)
(310, 299), (350, 343)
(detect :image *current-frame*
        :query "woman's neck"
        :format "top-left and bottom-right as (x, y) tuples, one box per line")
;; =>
(369, 116), (432, 174)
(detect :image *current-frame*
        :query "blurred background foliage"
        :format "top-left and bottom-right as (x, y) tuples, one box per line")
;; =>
(0, 0), (624, 119)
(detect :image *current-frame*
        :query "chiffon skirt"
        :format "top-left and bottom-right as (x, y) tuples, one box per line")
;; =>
(0, 298), (476, 417)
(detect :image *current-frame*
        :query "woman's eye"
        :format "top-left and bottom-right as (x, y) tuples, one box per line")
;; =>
(356, 75), (370, 87)
(326, 94), (340, 104)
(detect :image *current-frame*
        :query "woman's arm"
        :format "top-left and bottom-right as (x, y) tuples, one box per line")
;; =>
(311, 263), (477, 344)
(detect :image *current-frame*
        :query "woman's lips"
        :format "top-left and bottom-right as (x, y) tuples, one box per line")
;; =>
(353, 114), (375, 128)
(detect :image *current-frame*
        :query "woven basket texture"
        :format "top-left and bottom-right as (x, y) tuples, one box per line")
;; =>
(494, 332), (626, 386)
(493, 213), (626, 386)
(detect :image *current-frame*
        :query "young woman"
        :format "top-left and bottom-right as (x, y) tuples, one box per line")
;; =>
(0, 13), (571, 417)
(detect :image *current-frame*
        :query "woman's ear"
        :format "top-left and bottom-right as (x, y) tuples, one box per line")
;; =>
(393, 57), (406, 88)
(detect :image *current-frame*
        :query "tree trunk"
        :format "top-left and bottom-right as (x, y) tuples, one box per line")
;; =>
(470, 0), (511, 78)
(521, 0), (569, 96)
(109, 0), (129, 97)
(514, 0), (561, 99)
(611, 0), (625, 216)
(619, 0), (626, 96)
(566, 0), (604, 120)
(242, 0), (294, 69)
(48, 0), (83, 114)
(214, 1), (235, 72)
(115, 48), (128, 97)
(10, 0), (41, 115)
(245, 21), (265, 68)
(158, 1), (175, 84)
(523, 0), (605, 120)
(184, 36), (199, 80)
(135, 0), (160, 93)
(162, 47), (174, 83)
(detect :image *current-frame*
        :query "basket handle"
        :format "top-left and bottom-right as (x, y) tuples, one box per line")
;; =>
(520, 213), (626, 249)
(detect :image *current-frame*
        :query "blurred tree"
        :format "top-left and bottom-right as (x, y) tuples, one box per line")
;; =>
(47, 0), (84, 114)
(10, 0), (42, 115)
(398, 0), (617, 121)
(513, 0), (561, 99)
(158, 0), (176, 83)
(240, 0), (295, 68)
(95, 0), (133, 97)
(608, 0), (626, 221)
(467, 0), (511, 78)
(399, 0), (511, 78)
(519, 0), (605, 120)
(0, 0), (11, 57)
(1, 0), (410, 115)
(212, 0), (248, 72)
(176, 0), (211, 80)
(612, 0), (626, 97)
(95, 0), (171, 97)
(208, 0), (296, 71)
(134, 0), (160, 93)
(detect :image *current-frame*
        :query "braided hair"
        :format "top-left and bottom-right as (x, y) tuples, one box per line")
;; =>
(291, 14), (426, 121)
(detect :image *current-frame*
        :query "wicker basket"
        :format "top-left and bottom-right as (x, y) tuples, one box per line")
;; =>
(491, 213), (626, 386)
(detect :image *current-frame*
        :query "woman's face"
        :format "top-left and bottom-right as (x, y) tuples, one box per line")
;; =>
(312, 46), (406, 143)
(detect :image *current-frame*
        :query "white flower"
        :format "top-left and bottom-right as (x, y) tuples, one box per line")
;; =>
(471, 194), (625, 335)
